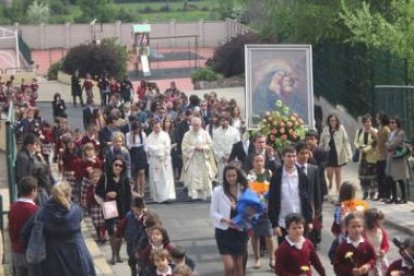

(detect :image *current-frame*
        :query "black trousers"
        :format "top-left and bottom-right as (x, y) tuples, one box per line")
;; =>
(391, 179), (406, 201)
(377, 160), (388, 198)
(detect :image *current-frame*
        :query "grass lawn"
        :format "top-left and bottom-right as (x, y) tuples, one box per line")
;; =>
(118, 0), (217, 11)
(49, 0), (220, 23)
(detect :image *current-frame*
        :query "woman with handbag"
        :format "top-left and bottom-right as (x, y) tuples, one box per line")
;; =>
(319, 114), (352, 199)
(385, 116), (410, 204)
(95, 155), (132, 264)
(354, 115), (378, 200)
(40, 181), (96, 276)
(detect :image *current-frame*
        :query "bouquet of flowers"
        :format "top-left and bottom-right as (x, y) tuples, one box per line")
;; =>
(342, 199), (369, 215)
(258, 100), (306, 149)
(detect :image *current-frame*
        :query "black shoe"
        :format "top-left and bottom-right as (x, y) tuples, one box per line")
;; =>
(363, 192), (368, 200)
(396, 199), (407, 204)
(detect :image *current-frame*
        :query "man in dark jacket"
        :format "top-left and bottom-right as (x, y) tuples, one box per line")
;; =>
(268, 146), (312, 245)
(15, 134), (40, 184)
(71, 70), (84, 107)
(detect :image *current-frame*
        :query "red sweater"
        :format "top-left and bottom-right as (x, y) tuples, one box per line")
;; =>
(275, 238), (326, 276)
(8, 200), (38, 253)
(333, 239), (376, 276)
(80, 156), (103, 179)
(386, 259), (414, 276)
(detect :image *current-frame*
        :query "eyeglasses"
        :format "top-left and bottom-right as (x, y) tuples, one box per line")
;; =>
(389, 121), (396, 124)
(113, 163), (124, 168)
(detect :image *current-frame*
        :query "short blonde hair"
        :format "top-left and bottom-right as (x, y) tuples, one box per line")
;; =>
(111, 131), (125, 144)
(52, 181), (72, 209)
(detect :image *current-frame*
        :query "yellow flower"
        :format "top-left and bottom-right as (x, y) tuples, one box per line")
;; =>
(345, 251), (354, 259)
(300, 266), (310, 272)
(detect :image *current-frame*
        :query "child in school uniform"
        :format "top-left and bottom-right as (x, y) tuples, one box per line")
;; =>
(334, 213), (377, 276)
(170, 246), (196, 273)
(116, 197), (147, 276)
(275, 212), (326, 276)
(138, 225), (174, 276)
(363, 208), (390, 275)
(328, 181), (358, 263)
(85, 169), (106, 243)
(386, 236), (414, 276)
(151, 249), (174, 276)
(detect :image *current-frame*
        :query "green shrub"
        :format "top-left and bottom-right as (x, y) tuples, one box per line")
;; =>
(116, 7), (136, 22)
(159, 5), (170, 12)
(143, 6), (154, 13)
(206, 32), (260, 77)
(62, 38), (127, 79)
(47, 60), (63, 80)
(191, 67), (220, 82)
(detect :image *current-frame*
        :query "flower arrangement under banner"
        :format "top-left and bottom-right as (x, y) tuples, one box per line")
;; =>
(257, 100), (307, 149)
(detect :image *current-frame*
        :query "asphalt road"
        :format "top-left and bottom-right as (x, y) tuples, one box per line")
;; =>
(37, 102), (408, 275)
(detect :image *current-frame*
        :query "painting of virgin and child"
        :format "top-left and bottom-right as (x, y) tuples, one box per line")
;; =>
(245, 45), (314, 129)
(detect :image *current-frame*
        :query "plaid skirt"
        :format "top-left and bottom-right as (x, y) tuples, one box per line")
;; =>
(63, 171), (81, 203)
(89, 204), (105, 227)
(42, 143), (54, 156)
(81, 177), (92, 208)
(358, 158), (376, 181)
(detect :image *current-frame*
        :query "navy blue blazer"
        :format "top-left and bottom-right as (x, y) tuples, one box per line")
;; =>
(268, 166), (312, 228)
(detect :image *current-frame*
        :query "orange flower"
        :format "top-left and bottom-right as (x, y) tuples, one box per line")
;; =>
(249, 181), (269, 194)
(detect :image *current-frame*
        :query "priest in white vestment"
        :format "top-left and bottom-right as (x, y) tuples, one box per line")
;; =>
(146, 119), (176, 203)
(181, 117), (217, 200)
(213, 114), (240, 182)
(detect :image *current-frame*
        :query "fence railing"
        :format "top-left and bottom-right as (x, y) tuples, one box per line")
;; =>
(18, 34), (33, 66)
(6, 101), (17, 205)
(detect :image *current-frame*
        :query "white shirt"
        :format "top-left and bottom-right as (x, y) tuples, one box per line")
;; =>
(210, 185), (241, 230)
(296, 162), (308, 175)
(286, 236), (306, 250)
(346, 236), (365, 248)
(278, 167), (301, 228)
(126, 131), (147, 150)
(17, 198), (36, 205)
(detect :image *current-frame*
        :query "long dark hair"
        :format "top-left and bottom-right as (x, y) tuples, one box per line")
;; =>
(109, 155), (127, 179)
(326, 114), (340, 130)
(222, 165), (247, 199)
(338, 181), (356, 203)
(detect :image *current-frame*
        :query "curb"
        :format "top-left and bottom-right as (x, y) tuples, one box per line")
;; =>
(383, 218), (414, 236)
(81, 217), (116, 276)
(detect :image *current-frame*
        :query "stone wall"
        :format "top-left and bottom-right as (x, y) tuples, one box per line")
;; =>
(0, 19), (249, 50)
(193, 77), (245, 90)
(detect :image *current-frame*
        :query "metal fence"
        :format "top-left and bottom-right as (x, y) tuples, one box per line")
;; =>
(375, 85), (414, 140)
(375, 85), (414, 201)
(18, 33), (32, 65)
(6, 101), (17, 205)
(313, 40), (408, 118)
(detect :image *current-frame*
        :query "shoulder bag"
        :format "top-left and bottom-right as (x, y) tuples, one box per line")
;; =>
(26, 208), (46, 264)
(101, 174), (119, 220)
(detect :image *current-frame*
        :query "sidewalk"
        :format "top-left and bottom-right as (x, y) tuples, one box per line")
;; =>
(341, 163), (414, 235)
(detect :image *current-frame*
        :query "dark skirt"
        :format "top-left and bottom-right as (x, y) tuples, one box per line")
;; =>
(358, 158), (376, 180)
(252, 214), (272, 237)
(215, 228), (248, 256)
(327, 145), (339, 167)
(130, 146), (147, 174)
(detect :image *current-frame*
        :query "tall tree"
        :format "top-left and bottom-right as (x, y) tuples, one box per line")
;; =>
(27, 0), (50, 24)
(77, 0), (115, 23)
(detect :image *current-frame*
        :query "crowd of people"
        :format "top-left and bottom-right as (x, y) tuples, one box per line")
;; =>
(1, 72), (413, 276)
